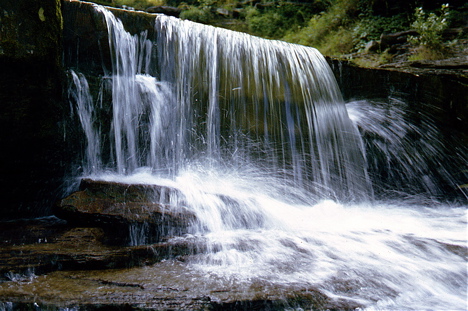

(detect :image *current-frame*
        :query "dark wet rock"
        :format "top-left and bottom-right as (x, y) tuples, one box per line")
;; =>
(54, 179), (196, 245)
(0, 216), (67, 246)
(0, 224), (201, 280)
(0, 260), (363, 310)
(63, 0), (158, 76)
(0, 0), (62, 60)
(329, 57), (467, 140)
(0, 0), (68, 220)
(62, 0), (110, 74)
(328, 57), (468, 201)
(0, 218), (362, 310)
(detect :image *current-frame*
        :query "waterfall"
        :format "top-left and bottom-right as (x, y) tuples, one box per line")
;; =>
(66, 5), (466, 310)
(68, 5), (371, 202)
(347, 98), (465, 200)
(68, 70), (101, 174)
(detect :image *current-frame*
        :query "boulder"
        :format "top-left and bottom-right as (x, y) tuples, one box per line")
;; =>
(54, 179), (196, 245)
(380, 30), (418, 50)
(364, 40), (380, 53)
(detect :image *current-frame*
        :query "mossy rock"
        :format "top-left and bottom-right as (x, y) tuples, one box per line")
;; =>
(0, 0), (62, 61)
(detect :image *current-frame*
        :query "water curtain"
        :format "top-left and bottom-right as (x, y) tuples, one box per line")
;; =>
(69, 5), (371, 202)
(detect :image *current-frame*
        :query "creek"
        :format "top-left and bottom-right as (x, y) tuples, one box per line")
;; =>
(37, 2), (468, 310)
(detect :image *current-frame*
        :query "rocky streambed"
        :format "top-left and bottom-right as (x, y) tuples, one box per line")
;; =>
(0, 260), (345, 310)
(0, 179), (362, 310)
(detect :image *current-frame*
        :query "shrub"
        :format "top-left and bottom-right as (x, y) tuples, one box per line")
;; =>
(318, 26), (355, 55)
(282, 0), (359, 53)
(408, 4), (450, 48)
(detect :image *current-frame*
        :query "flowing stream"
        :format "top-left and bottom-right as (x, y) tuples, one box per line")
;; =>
(67, 5), (467, 310)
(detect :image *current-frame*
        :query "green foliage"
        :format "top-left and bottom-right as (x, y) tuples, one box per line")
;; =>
(408, 4), (450, 48)
(352, 14), (408, 52)
(283, 0), (359, 51)
(91, 0), (462, 64)
(319, 26), (355, 55)
(198, 0), (216, 5)
(407, 4), (452, 61)
(245, 8), (285, 38)
(283, 0), (413, 55)
(180, 6), (214, 24)
(244, 2), (326, 39)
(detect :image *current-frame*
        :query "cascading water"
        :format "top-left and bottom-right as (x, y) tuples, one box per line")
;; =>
(347, 98), (467, 200)
(70, 4), (371, 201)
(67, 4), (467, 310)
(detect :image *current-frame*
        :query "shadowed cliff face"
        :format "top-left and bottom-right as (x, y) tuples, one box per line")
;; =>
(329, 59), (468, 142)
(63, 1), (157, 77)
(0, 0), (62, 60)
(0, 0), (67, 219)
(328, 59), (468, 200)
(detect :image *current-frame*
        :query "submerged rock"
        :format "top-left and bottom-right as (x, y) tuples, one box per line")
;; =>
(54, 179), (196, 245)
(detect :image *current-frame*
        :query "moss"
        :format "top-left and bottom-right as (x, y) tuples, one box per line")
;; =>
(0, 0), (62, 60)
(38, 7), (46, 21)
(408, 45), (449, 61)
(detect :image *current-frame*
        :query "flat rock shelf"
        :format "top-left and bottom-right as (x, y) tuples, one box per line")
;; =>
(0, 213), (361, 311)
